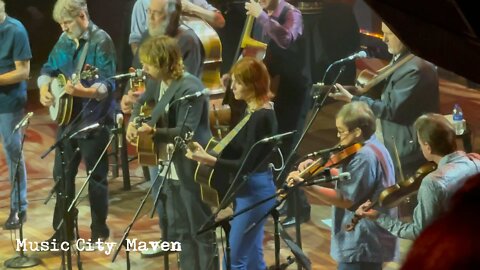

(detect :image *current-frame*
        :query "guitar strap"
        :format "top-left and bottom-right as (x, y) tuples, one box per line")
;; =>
(147, 74), (187, 126)
(75, 40), (90, 76)
(211, 111), (252, 155)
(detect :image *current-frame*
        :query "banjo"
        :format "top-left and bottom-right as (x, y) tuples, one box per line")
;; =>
(49, 66), (98, 125)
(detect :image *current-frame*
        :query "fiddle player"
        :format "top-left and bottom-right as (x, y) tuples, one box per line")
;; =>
(288, 102), (398, 270)
(329, 22), (439, 190)
(355, 113), (480, 240)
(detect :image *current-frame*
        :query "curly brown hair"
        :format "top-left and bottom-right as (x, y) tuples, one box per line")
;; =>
(139, 35), (184, 80)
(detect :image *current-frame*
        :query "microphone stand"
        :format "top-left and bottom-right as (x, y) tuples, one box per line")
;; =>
(149, 104), (193, 269)
(275, 65), (346, 270)
(4, 119), (42, 268)
(112, 104), (193, 269)
(111, 164), (167, 269)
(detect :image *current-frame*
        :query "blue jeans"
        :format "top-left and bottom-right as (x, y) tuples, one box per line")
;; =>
(337, 262), (383, 270)
(225, 170), (276, 270)
(0, 111), (28, 212)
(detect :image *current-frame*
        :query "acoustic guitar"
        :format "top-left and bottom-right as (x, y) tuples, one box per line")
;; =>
(312, 53), (415, 99)
(193, 137), (225, 207)
(194, 113), (253, 207)
(49, 66), (98, 126)
(134, 103), (170, 166)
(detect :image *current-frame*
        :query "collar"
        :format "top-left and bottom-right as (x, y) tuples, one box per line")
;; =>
(0, 15), (7, 25)
(438, 151), (465, 167)
(79, 21), (94, 41)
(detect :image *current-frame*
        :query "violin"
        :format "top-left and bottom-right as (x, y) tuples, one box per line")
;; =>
(277, 143), (363, 198)
(298, 143), (363, 182)
(345, 161), (437, 231)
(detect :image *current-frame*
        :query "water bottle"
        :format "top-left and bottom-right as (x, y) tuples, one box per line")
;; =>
(452, 104), (465, 135)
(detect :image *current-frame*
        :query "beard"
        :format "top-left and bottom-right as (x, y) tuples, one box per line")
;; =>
(148, 19), (169, 37)
(66, 24), (84, 40)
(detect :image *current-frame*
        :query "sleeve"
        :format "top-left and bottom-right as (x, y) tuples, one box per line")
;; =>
(376, 177), (444, 240)
(129, 0), (148, 45)
(353, 65), (427, 124)
(153, 80), (206, 142)
(39, 35), (66, 78)
(13, 26), (32, 61)
(178, 31), (203, 77)
(216, 111), (275, 172)
(255, 8), (302, 49)
(189, 0), (218, 11)
(339, 150), (378, 211)
(92, 36), (117, 94)
(131, 79), (157, 121)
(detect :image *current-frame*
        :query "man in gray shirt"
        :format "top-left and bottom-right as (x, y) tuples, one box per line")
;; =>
(356, 113), (480, 240)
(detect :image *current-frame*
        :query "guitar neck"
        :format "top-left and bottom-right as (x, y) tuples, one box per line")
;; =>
(362, 54), (415, 93)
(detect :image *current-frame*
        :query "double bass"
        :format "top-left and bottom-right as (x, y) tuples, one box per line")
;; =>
(222, 4), (268, 128)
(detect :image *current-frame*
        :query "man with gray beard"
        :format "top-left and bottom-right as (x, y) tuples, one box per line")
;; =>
(121, 1), (218, 266)
(121, 0), (203, 113)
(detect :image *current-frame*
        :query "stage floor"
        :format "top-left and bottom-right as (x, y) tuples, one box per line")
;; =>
(2, 75), (479, 269)
(0, 110), (412, 270)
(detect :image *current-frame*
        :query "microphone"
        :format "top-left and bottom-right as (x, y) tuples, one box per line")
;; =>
(259, 130), (297, 143)
(111, 69), (144, 80)
(331, 51), (368, 65)
(116, 113), (124, 148)
(13, 112), (34, 133)
(175, 88), (210, 102)
(306, 172), (351, 185)
(305, 145), (345, 159)
(69, 123), (101, 139)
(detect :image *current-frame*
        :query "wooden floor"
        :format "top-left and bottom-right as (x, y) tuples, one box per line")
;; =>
(1, 75), (479, 269)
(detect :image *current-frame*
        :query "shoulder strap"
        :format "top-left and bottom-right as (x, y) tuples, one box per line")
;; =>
(147, 76), (185, 126)
(211, 112), (252, 154)
(75, 40), (90, 75)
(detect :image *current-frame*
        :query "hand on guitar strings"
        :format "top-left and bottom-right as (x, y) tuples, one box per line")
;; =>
(355, 200), (380, 220)
(65, 78), (85, 96)
(126, 122), (139, 145)
(185, 142), (216, 167)
(328, 83), (353, 103)
(120, 90), (142, 114)
(137, 122), (154, 136)
(39, 84), (54, 107)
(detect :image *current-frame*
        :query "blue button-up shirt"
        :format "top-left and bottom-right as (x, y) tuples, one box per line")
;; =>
(39, 21), (116, 126)
(331, 135), (399, 263)
(377, 151), (480, 240)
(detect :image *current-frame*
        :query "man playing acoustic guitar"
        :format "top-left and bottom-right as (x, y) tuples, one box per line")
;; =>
(126, 36), (217, 270)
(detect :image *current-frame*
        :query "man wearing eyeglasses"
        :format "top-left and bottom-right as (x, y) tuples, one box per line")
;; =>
(121, 0), (206, 114)
(129, 0), (225, 54)
(288, 102), (398, 270)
